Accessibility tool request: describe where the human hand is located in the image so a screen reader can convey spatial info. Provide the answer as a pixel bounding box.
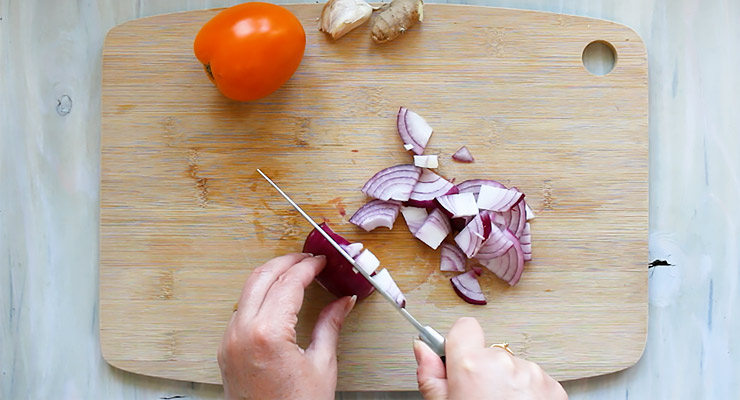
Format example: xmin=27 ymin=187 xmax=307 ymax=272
xmin=414 ymin=317 xmax=568 ymax=400
xmin=218 ymin=253 xmax=357 ymax=400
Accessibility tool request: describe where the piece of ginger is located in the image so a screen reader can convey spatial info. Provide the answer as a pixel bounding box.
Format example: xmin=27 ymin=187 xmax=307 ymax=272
xmin=370 ymin=0 xmax=424 ymax=43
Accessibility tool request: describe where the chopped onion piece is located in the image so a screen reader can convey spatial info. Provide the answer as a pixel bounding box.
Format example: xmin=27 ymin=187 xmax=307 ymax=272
xmin=403 ymin=143 xmax=415 ymax=151
xmin=397 ymin=107 xmax=433 ymax=155
xmin=437 ymin=192 xmax=478 ymax=218
xmin=481 ymin=229 xmax=524 ymax=286
xmin=520 ymin=222 xmax=532 ymax=261
xmin=400 ymin=206 xmax=427 ymax=234
xmin=348 ymin=199 xmax=401 ymax=231
xmin=413 ymin=155 xmax=439 ymax=168
xmin=440 ymin=242 xmax=466 ymax=272
xmin=373 ymin=268 xmax=407 ymax=308
xmin=477 ymin=186 xmax=525 ymax=212
xmin=354 ymin=249 xmax=380 ymax=275
xmin=407 ymin=169 xmax=456 ymax=207
xmin=475 ymin=224 xmax=513 ymax=260
xmin=413 ymin=208 xmax=451 ymax=249
xmin=454 ymin=212 xmax=491 ymax=258
xmin=341 ymin=242 xmax=364 ymax=258
xmin=451 ymin=146 xmax=474 ymax=163
xmin=361 ymin=164 xmax=422 ymax=202
xmin=524 ymin=202 xmax=535 ymax=220
xmin=472 ymin=265 xmax=483 ymax=276
xmin=450 ymin=270 xmax=487 ymax=305
xmin=456 ymin=179 xmax=505 ymax=201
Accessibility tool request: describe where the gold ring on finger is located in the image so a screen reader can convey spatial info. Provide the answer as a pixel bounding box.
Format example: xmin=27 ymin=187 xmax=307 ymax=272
xmin=232 ymin=302 xmax=239 ymax=312
xmin=489 ymin=342 xmax=515 ymax=356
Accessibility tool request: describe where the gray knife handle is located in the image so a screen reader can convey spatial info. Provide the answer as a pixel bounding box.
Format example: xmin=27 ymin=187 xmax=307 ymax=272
xmin=419 ymin=325 xmax=446 ymax=360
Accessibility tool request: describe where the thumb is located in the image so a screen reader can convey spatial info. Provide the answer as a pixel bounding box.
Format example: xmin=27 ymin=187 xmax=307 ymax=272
xmin=306 ymin=295 xmax=356 ymax=365
xmin=414 ymin=339 xmax=448 ymax=400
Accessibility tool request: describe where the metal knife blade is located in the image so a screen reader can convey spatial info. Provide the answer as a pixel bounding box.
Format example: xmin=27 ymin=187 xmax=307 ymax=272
xmin=257 ymin=169 xmax=446 ymax=358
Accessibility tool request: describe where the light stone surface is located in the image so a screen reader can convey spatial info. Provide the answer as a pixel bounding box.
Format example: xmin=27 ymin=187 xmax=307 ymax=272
xmin=1 ymin=0 xmax=738 ymax=398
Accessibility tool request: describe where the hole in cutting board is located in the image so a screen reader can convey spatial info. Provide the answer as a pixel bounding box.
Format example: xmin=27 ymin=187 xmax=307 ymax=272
xmin=582 ymin=40 xmax=616 ymax=75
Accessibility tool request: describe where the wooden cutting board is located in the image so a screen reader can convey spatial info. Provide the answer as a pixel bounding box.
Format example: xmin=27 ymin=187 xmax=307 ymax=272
xmin=100 ymin=4 xmax=648 ymax=390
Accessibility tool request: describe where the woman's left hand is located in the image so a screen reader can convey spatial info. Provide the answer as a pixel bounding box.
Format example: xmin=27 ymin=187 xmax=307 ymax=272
xmin=218 ymin=253 xmax=357 ymax=400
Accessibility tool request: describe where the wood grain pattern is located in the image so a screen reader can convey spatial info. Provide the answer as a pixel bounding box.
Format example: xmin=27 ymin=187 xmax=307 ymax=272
xmin=100 ymin=4 xmax=648 ymax=390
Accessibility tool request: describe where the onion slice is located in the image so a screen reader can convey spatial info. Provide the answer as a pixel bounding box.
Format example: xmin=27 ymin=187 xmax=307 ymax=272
xmin=481 ymin=229 xmax=524 ymax=286
xmin=477 ymin=185 xmax=525 ymax=212
xmin=494 ymin=201 xmax=526 ymax=238
xmin=355 ymin=249 xmax=380 ymax=275
xmin=397 ymin=107 xmax=433 ymax=155
xmin=437 ymin=192 xmax=478 ymax=218
xmin=456 ymin=179 xmax=506 ymax=201
xmin=341 ymin=242 xmax=364 ymax=258
xmin=414 ymin=208 xmax=452 ymax=249
xmin=414 ymin=155 xmax=439 ymax=168
xmin=520 ymin=222 xmax=532 ymax=261
xmin=407 ymin=169 xmax=457 ymax=207
xmin=524 ymin=202 xmax=535 ymax=220
xmin=403 ymin=143 xmax=414 ymax=151
xmin=400 ymin=206 xmax=428 ymax=234
xmin=349 ymin=199 xmax=401 ymax=231
xmin=361 ymin=164 xmax=422 ymax=202
xmin=451 ymin=146 xmax=474 ymax=163
xmin=372 ymin=268 xmax=407 ymax=308
xmin=450 ymin=270 xmax=487 ymax=305
xmin=440 ymin=242 xmax=466 ymax=272
xmin=475 ymin=224 xmax=514 ymax=260
xmin=303 ymin=223 xmax=375 ymax=299
xmin=454 ymin=212 xmax=492 ymax=258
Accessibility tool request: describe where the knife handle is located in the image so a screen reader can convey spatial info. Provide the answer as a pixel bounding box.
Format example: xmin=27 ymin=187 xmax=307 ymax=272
xmin=419 ymin=325 xmax=446 ymax=362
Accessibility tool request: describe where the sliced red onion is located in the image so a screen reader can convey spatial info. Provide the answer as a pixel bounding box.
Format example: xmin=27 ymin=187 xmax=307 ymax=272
xmin=477 ymin=186 xmax=524 ymax=212
xmin=361 ymin=164 xmax=422 ymax=202
xmin=524 ymin=202 xmax=535 ymax=220
xmin=341 ymin=242 xmax=364 ymax=258
xmin=397 ymin=107 xmax=433 ymax=155
xmin=413 ymin=208 xmax=451 ymax=249
xmin=400 ymin=206 xmax=427 ymax=234
xmin=520 ymin=222 xmax=532 ymax=261
xmin=454 ymin=212 xmax=491 ymax=258
xmin=407 ymin=169 xmax=457 ymax=207
xmin=456 ymin=179 xmax=505 ymax=201
xmin=451 ymin=215 xmax=472 ymax=232
xmin=450 ymin=270 xmax=487 ymax=305
xmin=472 ymin=265 xmax=483 ymax=276
xmin=413 ymin=155 xmax=439 ymax=168
xmin=440 ymin=242 xmax=466 ymax=272
xmin=451 ymin=146 xmax=474 ymax=163
xmin=403 ymin=143 xmax=414 ymax=151
xmin=372 ymin=268 xmax=407 ymax=308
xmin=494 ymin=201 xmax=526 ymax=238
xmin=348 ymin=199 xmax=401 ymax=232
xmin=481 ymin=229 xmax=524 ymax=286
xmin=475 ymin=224 xmax=514 ymax=260
xmin=354 ymin=249 xmax=380 ymax=275
xmin=304 ymin=223 xmax=375 ymax=300
xmin=437 ymin=192 xmax=478 ymax=218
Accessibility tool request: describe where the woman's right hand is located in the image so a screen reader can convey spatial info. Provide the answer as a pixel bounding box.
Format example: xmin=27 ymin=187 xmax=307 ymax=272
xmin=413 ymin=317 xmax=568 ymax=400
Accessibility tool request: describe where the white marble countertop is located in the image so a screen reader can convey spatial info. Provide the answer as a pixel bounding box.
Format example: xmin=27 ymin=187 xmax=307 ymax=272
xmin=2 ymin=0 xmax=738 ymax=398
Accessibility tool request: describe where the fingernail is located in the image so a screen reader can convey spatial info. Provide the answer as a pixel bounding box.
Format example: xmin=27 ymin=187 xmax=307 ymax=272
xmin=314 ymin=254 xmax=326 ymax=259
xmin=412 ymin=338 xmax=423 ymax=363
xmin=302 ymin=252 xmax=314 ymax=257
xmin=344 ymin=295 xmax=357 ymax=316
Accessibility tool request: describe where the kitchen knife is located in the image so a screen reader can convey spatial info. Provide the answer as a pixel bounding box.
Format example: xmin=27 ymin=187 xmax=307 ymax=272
xmin=257 ymin=169 xmax=447 ymax=360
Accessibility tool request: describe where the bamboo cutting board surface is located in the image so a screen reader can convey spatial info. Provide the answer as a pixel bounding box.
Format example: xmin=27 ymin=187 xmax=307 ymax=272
xmin=100 ymin=4 xmax=648 ymax=390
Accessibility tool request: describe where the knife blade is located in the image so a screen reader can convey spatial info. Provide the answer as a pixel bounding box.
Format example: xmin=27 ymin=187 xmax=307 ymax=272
xmin=257 ymin=169 xmax=446 ymax=359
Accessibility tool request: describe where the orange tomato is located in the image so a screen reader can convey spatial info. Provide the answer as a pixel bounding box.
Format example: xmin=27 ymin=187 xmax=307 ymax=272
xmin=194 ymin=2 xmax=306 ymax=101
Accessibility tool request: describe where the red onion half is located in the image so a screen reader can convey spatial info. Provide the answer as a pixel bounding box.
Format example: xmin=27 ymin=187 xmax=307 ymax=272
xmin=397 ymin=107 xmax=433 ymax=155
xmin=303 ymin=223 xmax=375 ymax=299
xmin=450 ymin=270 xmax=487 ymax=305
xmin=349 ymin=199 xmax=401 ymax=232
xmin=361 ymin=164 xmax=422 ymax=202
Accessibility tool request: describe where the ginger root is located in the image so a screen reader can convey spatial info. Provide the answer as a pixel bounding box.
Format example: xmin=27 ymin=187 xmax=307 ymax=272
xmin=370 ymin=0 xmax=424 ymax=43
xmin=319 ymin=0 xmax=373 ymax=40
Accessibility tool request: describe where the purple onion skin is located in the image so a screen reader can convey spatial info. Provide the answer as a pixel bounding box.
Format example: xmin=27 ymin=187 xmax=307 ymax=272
xmin=450 ymin=278 xmax=487 ymax=305
xmin=303 ymin=223 xmax=375 ymax=300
